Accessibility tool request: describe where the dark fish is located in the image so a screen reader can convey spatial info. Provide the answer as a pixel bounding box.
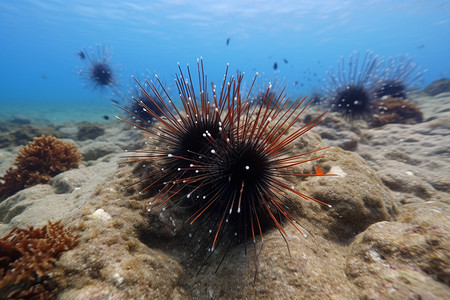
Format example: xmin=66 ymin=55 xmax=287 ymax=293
xmin=293 ymin=81 xmax=298 ymax=86
xmin=41 ymin=74 xmax=48 ymax=80
xmin=103 ymin=115 xmax=109 ymax=120
xmin=417 ymin=44 xmax=425 ymax=49
xmin=78 ymin=51 xmax=85 ymax=59
xmin=273 ymin=62 xmax=278 ymax=70
xmin=226 ymin=37 xmax=230 ymax=46
xmin=283 ymin=58 xmax=288 ymax=64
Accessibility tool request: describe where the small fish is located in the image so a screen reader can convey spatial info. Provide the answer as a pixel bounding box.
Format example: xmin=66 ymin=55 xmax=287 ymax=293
xmin=41 ymin=74 xmax=48 ymax=80
xmin=103 ymin=115 xmax=109 ymax=120
xmin=273 ymin=62 xmax=278 ymax=70
xmin=226 ymin=37 xmax=230 ymax=46
xmin=417 ymin=44 xmax=425 ymax=49
xmin=78 ymin=51 xmax=85 ymax=59
xmin=283 ymin=58 xmax=288 ymax=64
xmin=293 ymin=81 xmax=298 ymax=86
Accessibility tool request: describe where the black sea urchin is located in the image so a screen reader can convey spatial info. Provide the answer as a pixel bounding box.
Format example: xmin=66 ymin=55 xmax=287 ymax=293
xmin=117 ymin=59 xmax=332 ymax=255
xmin=78 ymin=44 xmax=117 ymax=91
xmin=324 ymin=51 xmax=380 ymax=120
xmin=124 ymin=74 xmax=172 ymax=125
xmin=373 ymin=55 xmax=425 ymax=99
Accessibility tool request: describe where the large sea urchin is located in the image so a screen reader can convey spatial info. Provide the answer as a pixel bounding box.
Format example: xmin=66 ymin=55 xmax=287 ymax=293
xmin=117 ymin=58 xmax=332 ymax=255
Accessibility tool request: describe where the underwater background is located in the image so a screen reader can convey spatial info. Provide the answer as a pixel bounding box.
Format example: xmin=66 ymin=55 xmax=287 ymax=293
xmin=1 ymin=0 xmax=449 ymax=123
xmin=2 ymin=1 xmax=450 ymax=299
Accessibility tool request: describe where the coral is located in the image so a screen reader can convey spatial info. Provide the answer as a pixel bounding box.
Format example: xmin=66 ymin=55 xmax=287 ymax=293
xmin=0 ymin=135 xmax=82 ymax=199
xmin=0 ymin=221 xmax=79 ymax=299
xmin=371 ymin=96 xmax=423 ymax=127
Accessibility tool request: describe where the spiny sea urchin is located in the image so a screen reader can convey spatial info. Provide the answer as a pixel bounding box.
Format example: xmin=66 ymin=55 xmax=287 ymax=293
xmin=124 ymin=74 xmax=172 ymax=125
xmin=324 ymin=51 xmax=380 ymax=120
xmin=78 ymin=44 xmax=117 ymax=91
xmin=116 ymin=58 xmax=332 ymax=256
xmin=373 ymin=55 xmax=426 ymax=99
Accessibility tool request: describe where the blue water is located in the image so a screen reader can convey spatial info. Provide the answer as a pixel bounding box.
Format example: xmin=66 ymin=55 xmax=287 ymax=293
xmin=0 ymin=0 xmax=449 ymax=123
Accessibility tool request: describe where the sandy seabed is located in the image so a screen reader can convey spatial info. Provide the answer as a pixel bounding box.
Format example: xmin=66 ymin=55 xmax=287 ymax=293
xmin=0 ymin=92 xmax=449 ymax=299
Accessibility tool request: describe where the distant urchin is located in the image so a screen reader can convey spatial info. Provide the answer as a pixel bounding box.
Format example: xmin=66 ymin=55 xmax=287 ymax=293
xmin=116 ymin=58 xmax=333 ymax=264
xmin=373 ymin=55 xmax=426 ymax=99
xmin=77 ymin=44 xmax=118 ymax=91
xmin=119 ymin=71 xmax=173 ymax=125
xmin=324 ymin=51 xmax=380 ymax=120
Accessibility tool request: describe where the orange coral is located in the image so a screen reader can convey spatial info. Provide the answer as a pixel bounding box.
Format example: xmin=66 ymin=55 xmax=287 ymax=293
xmin=0 ymin=221 xmax=79 ymax=299
xmin=0 ymin=135 xmax=82 ymax=199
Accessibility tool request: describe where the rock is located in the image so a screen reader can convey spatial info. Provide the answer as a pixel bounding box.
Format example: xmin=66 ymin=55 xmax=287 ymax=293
xmin=346 ymin=201 xmax=450 ymax=299
xmin=289 ymin=145 xmax=397 ymax=241
xmin=77 ymin=122 xmax=106 ymax=140
xmin=79 ymin=141 xmax=121 ymax=161
xmin=0 ymin=157 xmax=121 ymax=236
xmin=424 ymin=78 xmax=450 ymax=96
xmin=357 ymin=115 xmax=450 ymax=205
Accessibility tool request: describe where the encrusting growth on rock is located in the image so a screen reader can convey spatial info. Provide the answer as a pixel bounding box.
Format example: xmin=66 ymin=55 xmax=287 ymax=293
xmin=0 ymin=220 xmax=79 ymax=299
xmin=0 ymin=135 xmax=82 ymax=199
xmin=371 ymin=96 xmax=423 ymax=127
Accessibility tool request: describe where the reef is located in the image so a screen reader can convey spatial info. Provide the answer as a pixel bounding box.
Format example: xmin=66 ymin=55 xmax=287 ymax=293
xmin=371 ymin=96 xmax=424 ymax=127
xmin=0 ymin=220 xmax=79 ymax=299
xmin=0 ymin=135 xmax=82 ymax=199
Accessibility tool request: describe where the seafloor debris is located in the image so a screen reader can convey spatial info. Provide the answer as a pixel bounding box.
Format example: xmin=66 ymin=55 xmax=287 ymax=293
xmin=0 ymin=220 xmax=79 ymax=299
xmin=0 ymin=135 xmax=82 ymax=199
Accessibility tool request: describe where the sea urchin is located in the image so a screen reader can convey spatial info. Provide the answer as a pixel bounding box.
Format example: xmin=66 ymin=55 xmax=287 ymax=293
xmin=116 ymin=58 xmax=333 ymax=255
xmin=324 ymin=51 xmax=380 ymax=120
